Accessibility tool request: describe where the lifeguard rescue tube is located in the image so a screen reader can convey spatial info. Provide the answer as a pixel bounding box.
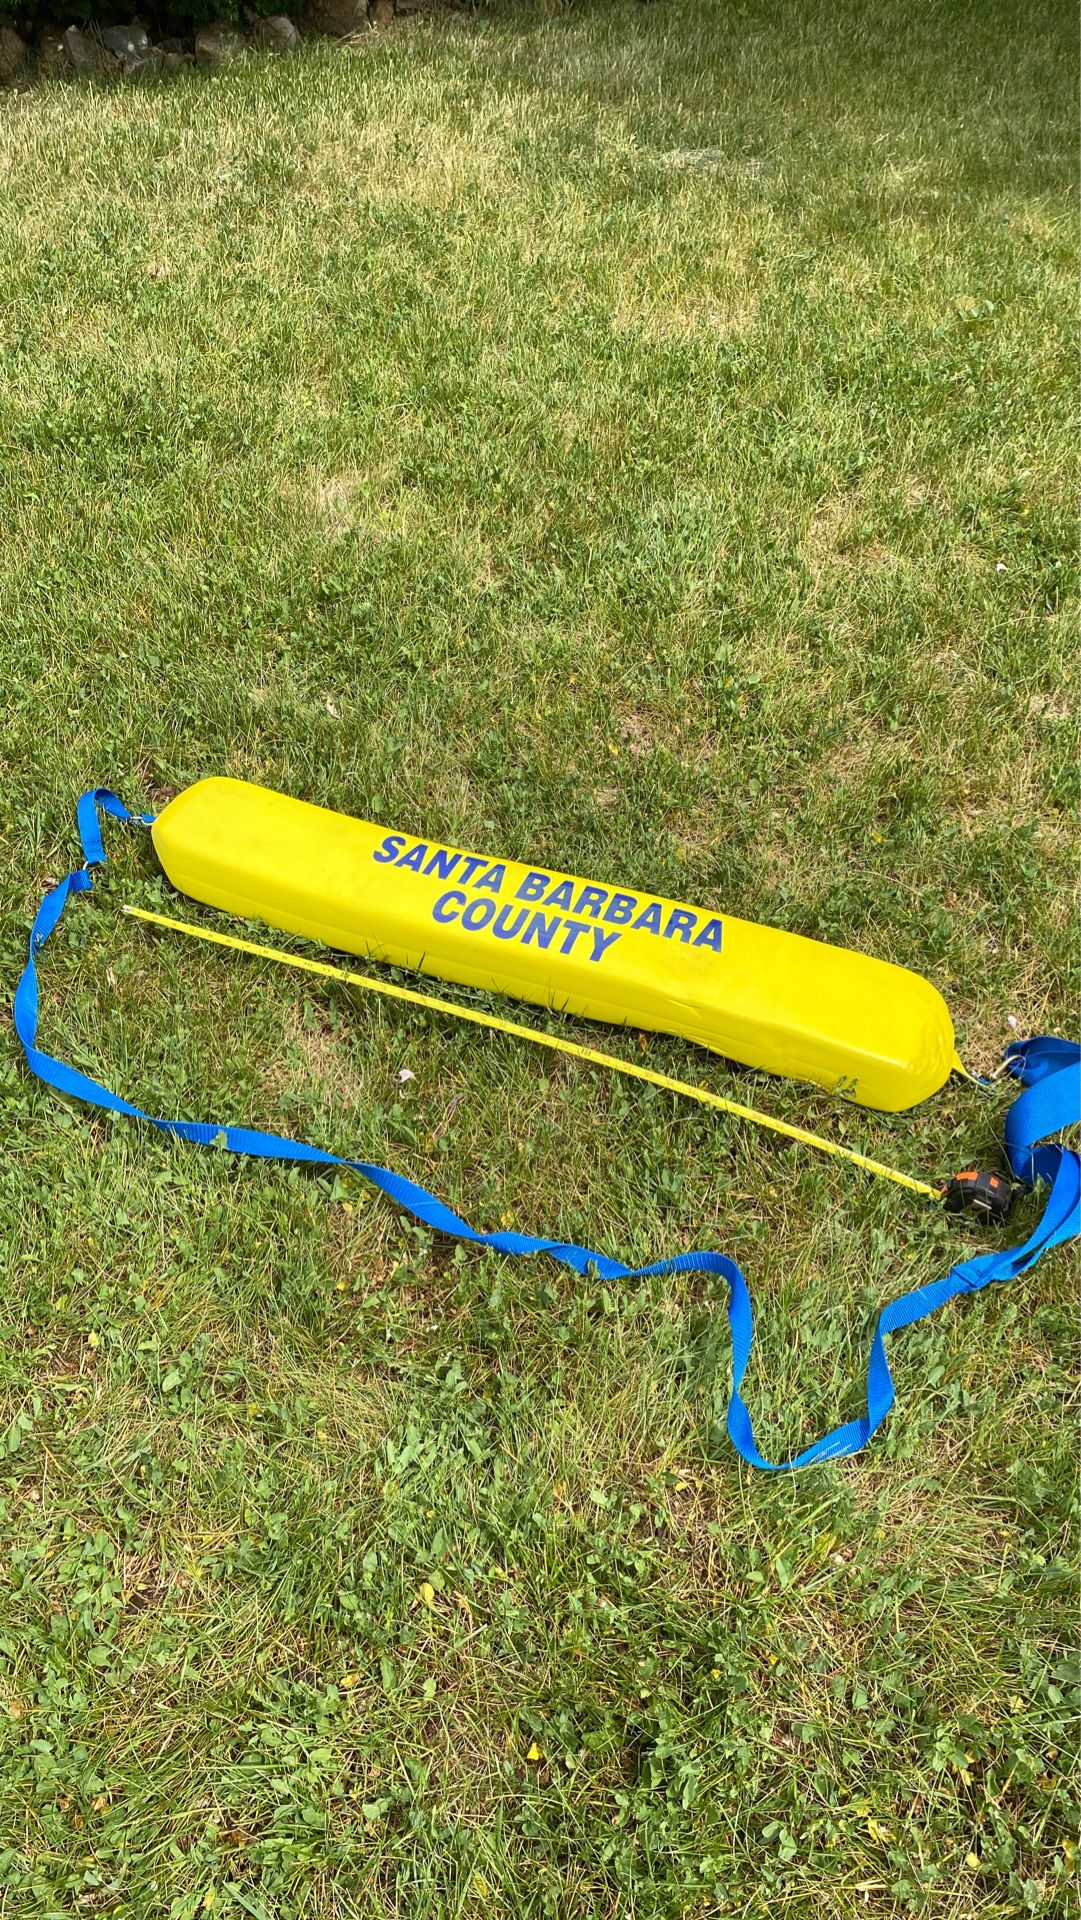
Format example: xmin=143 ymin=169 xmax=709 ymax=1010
xmin=151 ymin=778 xmax=958 ymax=1113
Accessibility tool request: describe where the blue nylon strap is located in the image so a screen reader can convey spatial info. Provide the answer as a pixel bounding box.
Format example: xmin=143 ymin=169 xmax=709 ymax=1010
xmin=13 ymin=791 xmax=1081 ymax=1470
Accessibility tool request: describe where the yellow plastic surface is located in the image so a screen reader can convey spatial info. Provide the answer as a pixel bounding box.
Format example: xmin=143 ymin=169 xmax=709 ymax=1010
xmin=152 ymin=777 xmax=957 ymax=1112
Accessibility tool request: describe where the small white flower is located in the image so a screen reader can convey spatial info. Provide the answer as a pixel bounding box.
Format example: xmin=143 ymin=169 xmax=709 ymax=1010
xmin=397 ymin=1067 xmax=416 ymax=1083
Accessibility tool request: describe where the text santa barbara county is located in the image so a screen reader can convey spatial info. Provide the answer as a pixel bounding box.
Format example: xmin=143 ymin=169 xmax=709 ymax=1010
xmin=372 ymin=836 xmax=723 ymax=965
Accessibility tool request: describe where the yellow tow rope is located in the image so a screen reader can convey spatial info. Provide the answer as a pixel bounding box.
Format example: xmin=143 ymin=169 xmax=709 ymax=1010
xmin=122 ymin=904 xmax=941 ymax=1201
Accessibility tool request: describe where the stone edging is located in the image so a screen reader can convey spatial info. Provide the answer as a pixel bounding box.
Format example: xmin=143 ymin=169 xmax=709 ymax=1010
xmin=0 ymin=0 xmax=416 ymax=86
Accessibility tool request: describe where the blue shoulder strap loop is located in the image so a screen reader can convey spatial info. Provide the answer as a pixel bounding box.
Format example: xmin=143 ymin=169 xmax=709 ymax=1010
xmin=13 ymin=791 xmax=1081 ymax=1471
xmin=76 ymin=788 xmax=154 ymax=867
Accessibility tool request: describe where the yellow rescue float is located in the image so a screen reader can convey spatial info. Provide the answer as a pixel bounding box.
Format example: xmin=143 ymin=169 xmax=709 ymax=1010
xmin=151 ymin=776 xmax=959 ymax=1114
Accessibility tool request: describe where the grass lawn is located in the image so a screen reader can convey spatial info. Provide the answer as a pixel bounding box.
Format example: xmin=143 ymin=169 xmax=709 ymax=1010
xmin=0 ymin=0 xmax=1077 ymax=1912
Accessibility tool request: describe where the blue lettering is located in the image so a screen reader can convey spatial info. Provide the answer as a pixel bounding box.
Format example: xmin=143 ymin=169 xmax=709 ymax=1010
xmin=424 ymin=847 xmax=462 ymax=881
xmin=516 ymin=869 xmax=550 ymax=902
xmin=693 ymin=917 xmax=724 ymax=953
xmin=432 ymin=889 xmax=466 ymax=924
xmin=457 ymin=855 xmax=486 ymax=886
xmin=604 ymin=891 xmax=637 ymax=926
xmin=664 ymin=908 xmax=697 ymax=943
xmin=633 ymin=902 xmax=663 ymax=936
xmin=522 ymin=911 xmax=560 ymax=951
xmin=373 ymin=833 xmax=406 ymax=865
xmin=476 ymin=863 xmax=506 ymax=894
xmin=589 ymin=927 xmax=621 ymax=963
xmin=396 ymin=842 xmax=429 ymax=873
xmin=492 ymin=905 xmax=528 ymax=941
xmin=559 ymin=919 xmax=590 ymax=956
xmin=461 ymin=896 xmax=497 ymax=931
xmin=544 ymin=879 xmax=575 ymax=912
xmin=574 ymin=884 xmax=608 ymax=919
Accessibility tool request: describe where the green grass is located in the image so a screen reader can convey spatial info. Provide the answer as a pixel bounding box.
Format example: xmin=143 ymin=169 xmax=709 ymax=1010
xmin=0 ymin=1 xmax=1077 ymax=1913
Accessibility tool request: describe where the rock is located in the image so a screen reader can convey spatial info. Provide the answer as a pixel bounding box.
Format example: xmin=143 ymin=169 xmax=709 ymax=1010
xmin=250 ymin=12 xmax=299 ymax=51
xmin=125 ymin=46 xmax=164 ymax=76
xmin=89 ymin=24 xmax=164 ymax=75
xmin=0 ymin=25 xmax=30 ymax=84
xmin=370 ymin=0 xmax=394 ymax=24
xmin=62 ymin=25 xmax=112 ymax=70
xmin=101 ymin=22 xmax=151 ymax=61
xmin=161 ymin=35 xmax=193 ymax=54
xmin=194 ymin=21 xmax=248 ymax=64
xmin=300 ymin=0 xmax=366 ymax=36
xmin=160 ymin=47 xmax=194 ymax=70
